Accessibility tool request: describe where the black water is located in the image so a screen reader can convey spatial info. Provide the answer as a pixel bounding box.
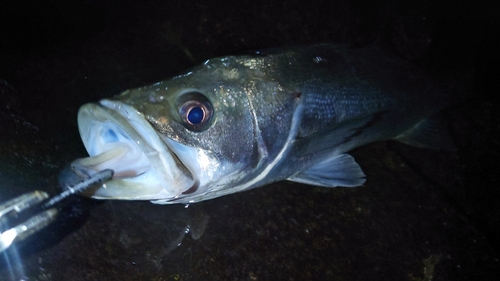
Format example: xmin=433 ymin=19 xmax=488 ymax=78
xmin=1 ymin=0 xmax=499 ymax=280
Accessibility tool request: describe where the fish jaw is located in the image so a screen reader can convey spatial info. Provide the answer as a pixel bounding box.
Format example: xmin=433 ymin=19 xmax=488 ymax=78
xmin=74 ymin=99 xmax=196 ymax=201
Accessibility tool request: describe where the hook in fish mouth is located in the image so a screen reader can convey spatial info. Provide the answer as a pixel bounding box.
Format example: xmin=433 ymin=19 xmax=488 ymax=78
xmin=73 ymin=99 xmax=195 ymax=201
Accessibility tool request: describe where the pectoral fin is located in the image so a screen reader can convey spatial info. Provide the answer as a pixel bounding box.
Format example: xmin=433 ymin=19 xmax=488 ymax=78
xmin=298 ymin=113 xmax=377 ymax=155
xmin=288 ymin=154 xmax=365 ymax=187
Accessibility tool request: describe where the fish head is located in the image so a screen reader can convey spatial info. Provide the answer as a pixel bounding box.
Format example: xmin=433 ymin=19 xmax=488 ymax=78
xmin=73 ymin=55 xmax=299 ymax=203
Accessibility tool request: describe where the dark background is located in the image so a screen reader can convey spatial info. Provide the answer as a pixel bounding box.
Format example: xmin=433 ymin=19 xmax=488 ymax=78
xmin=1 ymin=0 xmax=499 ymax=280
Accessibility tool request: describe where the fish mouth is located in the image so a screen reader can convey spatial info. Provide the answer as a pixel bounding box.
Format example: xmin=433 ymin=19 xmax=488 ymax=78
xmin=73 ymin=99 xmax=195 ymax=200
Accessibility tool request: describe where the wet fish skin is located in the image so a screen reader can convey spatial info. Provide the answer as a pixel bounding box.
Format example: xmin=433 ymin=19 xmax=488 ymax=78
xmin=74 ymin=44 xmax=453 ymax=204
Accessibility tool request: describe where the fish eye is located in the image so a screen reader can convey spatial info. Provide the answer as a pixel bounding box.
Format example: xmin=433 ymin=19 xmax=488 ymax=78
xmin=180 ymin=101 xmax=210 ymax=125
xmin=178 ymin=92 xmax=213 ymax=130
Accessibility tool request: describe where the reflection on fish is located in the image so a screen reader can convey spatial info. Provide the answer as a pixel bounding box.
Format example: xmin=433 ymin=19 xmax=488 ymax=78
xmin=71 ymin=44 xmax=459 ymax=204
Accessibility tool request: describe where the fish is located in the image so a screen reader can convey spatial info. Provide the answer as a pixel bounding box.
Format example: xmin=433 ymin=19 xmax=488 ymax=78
xmin=70 ymin=44 xmax=458 ymax=204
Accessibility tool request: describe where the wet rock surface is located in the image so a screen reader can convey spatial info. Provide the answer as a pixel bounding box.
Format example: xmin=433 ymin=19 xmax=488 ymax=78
xmin=1 ymin=0 xmax=499 ymax=280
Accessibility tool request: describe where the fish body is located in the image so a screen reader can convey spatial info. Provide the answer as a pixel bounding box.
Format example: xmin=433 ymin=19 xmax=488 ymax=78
xmin=72 ymin=44 xmax=452 ymax=204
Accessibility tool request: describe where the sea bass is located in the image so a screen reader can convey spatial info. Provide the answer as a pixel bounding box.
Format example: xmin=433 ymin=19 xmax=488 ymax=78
xmin=71 ymin=44 xmax=454 ymax=204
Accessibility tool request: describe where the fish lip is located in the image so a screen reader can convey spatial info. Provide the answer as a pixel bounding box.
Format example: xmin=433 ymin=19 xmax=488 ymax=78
xmin=76 ymin=99 xmax=195 ymax=200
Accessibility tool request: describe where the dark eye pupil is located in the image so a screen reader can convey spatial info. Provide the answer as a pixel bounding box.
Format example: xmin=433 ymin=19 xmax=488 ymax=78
xmin=187 ymin=106 xmax=204 ymax=124
xmin=178 ymin=92 xmax=213 ymax=130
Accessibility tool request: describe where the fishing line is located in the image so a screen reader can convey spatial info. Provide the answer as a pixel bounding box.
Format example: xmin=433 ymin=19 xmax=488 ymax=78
xmin=43 ymin=169 xmax=114 ymax=209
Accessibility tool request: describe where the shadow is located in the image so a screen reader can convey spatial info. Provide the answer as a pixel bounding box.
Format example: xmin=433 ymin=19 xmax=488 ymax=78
xmin=0 ymin=195 xmax=102 ymax=271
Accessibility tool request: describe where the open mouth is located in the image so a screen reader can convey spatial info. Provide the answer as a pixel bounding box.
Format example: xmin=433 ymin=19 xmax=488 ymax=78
xmin=73 ymin=99 xmax=195 ymax=200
